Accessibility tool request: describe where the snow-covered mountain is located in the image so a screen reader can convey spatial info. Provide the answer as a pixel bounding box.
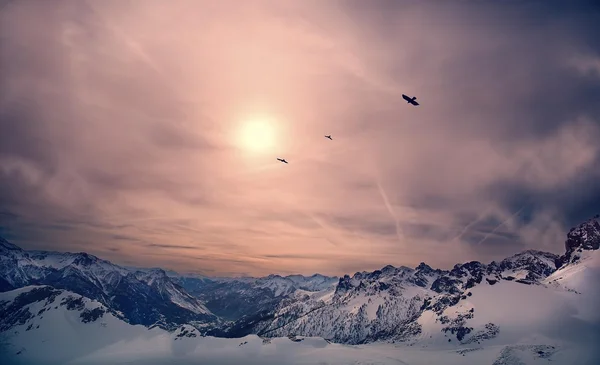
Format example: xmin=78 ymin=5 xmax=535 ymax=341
xmin=0 ymin=285 xmax=194 ymax=365
xmin=0 ymin=214 xmax=599 ymax=364
xmin=215 ymin=250 xmax=561 ymax=342
xmin=0 ymin=246 xmax=598 ymax=364
xmin=174 ymin=273 xmax=338 ymax=321
xmin=10 ymin=284 xmax=590 ymax=365
xmin=0 ymin=237 xmax=338 ymax=330
xmin=558 ymin=214 xmax=600 ymax=266
xmin=0 ymin=241 xmax=216 ymax=330
xmin=213 ymin=216 xmax=599 ymax=352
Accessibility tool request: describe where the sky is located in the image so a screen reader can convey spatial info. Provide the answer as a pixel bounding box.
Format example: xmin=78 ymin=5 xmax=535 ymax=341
xmin=1 ymin=0 xmax=600 ymax=277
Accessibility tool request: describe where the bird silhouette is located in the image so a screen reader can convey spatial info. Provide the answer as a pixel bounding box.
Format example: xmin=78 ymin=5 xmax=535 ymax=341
xmin=402 ymin=94 xmax=420 ymax=106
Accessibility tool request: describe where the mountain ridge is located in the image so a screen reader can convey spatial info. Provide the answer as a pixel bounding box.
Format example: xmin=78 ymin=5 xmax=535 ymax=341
xmin=0 ymin=237 xmax=341 ymax=330
xmin=1 ymin=213 xmax=598 ymax=346
xmin=203 ymin=215 xmax=599 ymax=344
xmin=0 ymin=243 xmax=216 ymax=330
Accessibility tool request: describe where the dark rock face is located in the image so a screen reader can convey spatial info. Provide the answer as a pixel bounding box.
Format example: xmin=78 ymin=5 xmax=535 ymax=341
xmin=61 ymin=296 xmax=85 ymax=311
xmin=558 ymin=215 xmax=600 ymax=267
xmin=462 ymin=323 xmax=499 ymax=344
xmin=335 ymin=275 xmax=357 ymax=295
xmin=176 ymin=327 xmax=199 ymax=339
xmin=410 ymin=263 xmax=438 ymax=288
xmin=415 ymin=262 xmax=436 ymax=274
xmin=431 ymin=277 xmax=462 ymax=294
xmin=80 ymin=307 xmax=106 ymax=323
xmin=423 ymin=295 xmax=461 ymax=315
xmin=566 ymin=215 xmax=600 ymax=251
xmin=441 ymin=311 xmax=475 ymax=341
xmin=0 ymin=287 xmax=62 ymax=331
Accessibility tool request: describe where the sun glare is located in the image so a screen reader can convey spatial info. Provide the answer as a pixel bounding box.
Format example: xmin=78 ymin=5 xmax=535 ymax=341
xmin=236 ymin=117 xmax=277 ymax=154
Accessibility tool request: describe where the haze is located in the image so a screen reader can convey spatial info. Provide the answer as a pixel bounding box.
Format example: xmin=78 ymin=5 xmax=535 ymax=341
xmin=1 ymin=0 xmax=599 ymax=277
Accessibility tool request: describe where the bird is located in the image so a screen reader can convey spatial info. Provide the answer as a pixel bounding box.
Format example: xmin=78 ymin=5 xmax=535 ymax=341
xmin=325 ymin=135 xmax=332 ymax=140
xmin=402 ymin=94 xmax=420 ymax=106
xmin=277 ymin=158 xmax=288 ymax=164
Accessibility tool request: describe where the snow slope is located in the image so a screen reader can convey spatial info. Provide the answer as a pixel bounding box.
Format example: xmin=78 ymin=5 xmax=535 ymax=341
xmin=1 ymin=215 xmax=599 ymax=364
xmin=0 ymin=283 xmax=596 ymax=365
xmin=544 ymin=248 xmax=600 ymax=323
xmin=0 ymin=286 xmax=162 ymax=365
xmin=1 ymin=249 xmax=599 ymax=364
xmin=412 ymin=248 xmax=600 ymax=364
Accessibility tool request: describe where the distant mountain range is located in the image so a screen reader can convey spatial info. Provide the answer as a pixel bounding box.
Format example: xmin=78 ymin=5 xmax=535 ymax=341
xmin=1 ymin=214 xmax=599 ymax=351
xmin=206 ymin=215 xmax=600 ymax=344
xmin=0 ymin=235 xmax=339 ymax=331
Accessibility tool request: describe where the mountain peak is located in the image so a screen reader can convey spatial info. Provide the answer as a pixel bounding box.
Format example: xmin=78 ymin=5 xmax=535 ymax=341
xmin=0 ymin=236 xmax=22 ymax=252
xmin=134 ymin=268 xmax=169 ymax=285
xmin=71 ymin=252 xmax=101 ymax=266
xmin=415 ymin=262 xmax=434 ymax=272
xmin=558 ymin=214 xmax=600 ymax=267
xmin=381 ymin=264 xmax=397 ymax=274
xmin=566 ymin=215 xmax=600 ymax=252
xmin=506 ymin=249 xmax=559 ymax=261
xmin=265 ymin=274 xmax=284 ymax=280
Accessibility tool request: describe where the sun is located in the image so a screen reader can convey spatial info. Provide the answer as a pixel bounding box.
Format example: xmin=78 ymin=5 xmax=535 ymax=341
xmin=235 ymin=117 xmax=277 ymax=154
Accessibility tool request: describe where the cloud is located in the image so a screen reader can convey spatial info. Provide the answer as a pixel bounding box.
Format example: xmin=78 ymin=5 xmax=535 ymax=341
xmin=145 ymin=243 xmax=204 ymax=250
xmin=1 ymin=0 xmax=599 ymax=276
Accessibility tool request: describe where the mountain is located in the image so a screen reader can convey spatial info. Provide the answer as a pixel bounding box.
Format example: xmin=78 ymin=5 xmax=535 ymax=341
xmin=0 ymin=243 xmax=216 ymax=330
xmin=8 ymin=284 xmax=586 ymax=365
xmin=558 ymin=214 xmax=600 ymax=266
xmin=0 ymin=285 xmax=175 ymax=365
xmin=0 ymin=214 xmax=599 ymax=364
xmin=0 ymin=248 xmax=598 ymax=364
xmin=0 ymin=238 xmax=338 ymax=331
xmin=213 ymin=250 xmax=562 ymax=343
xmin=1 ymin=280 xmax=597 ymax=365
xmin=174 ymin=273 xmax=338 ymax=321
xmin=211 ymin=216 xmax=599 ymax=350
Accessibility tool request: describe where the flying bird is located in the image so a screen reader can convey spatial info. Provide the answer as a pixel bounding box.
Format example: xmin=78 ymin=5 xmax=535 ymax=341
xmin=325 ymin=135 xmax=332 ymax=140
xmin=277 ymin=158 xmax=288 ymax=164
xmin=402 ymin=94 xmax=420 ymax=106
